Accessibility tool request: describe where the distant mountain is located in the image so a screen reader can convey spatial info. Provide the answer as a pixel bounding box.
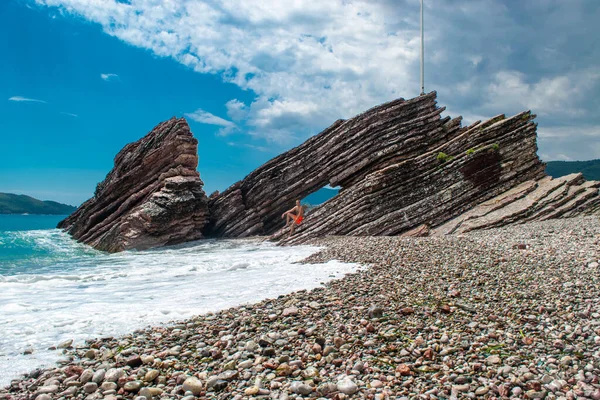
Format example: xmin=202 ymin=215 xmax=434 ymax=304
xmin=303 ymin=187 xmax=339 ymax=206
xmin=0 ymin=193 xmax=77 ymax=215
xmin=546 ymin=159 xmax=600 ymax=181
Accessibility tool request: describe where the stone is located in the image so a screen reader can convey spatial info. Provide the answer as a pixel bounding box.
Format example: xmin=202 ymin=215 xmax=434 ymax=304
xmin=182 ymin=377 xmax=203 ymax=396
xmin=123 ymin=381 xmax=143 ymax=392
xmin=144 ymin=369 xmax=159 ymax=382
xmin=290 ymin=381 xmax=313 ymax=395
xmin=245 ymin=340 xmax=259 ymax=352
xmin=371 ymin=380 xmax=384 ymax=389
xmin=337 ymin=378 xmax=359 ymax=395
xmin=101 ymin=382 xmax=118 ymax=391
xmin=308 ymin=301 xmax=321 ymax=309
xmin=333 ymin=337 xmax=345 ymax=348
xmin=126 ymin=355 xmax=143 ymax=368
xmin=37 ymin=386 xmax=59 ymax=394
xmin=282 ymin=306 xmax=298 ymax=317
xmin=141 ymin=354 xmax=154 ymax=364
xmin=244 ymin=386 xmax=260 ymax=396
xmin=486 ymin=355 xmax=501 ymax=365
xmin=138 ymin=387 xmax=153 ymax=399
xmin=92 ymin=369 xmax=105 ymax=383
xmin=475 ymin=386 xmax=489 ymax=396
xmin=104 ymin=369 xmax=125 ymax=382
xmin=83 ymin=382 xmax=98 ymax=393
xmin=80 ymin=369 xmax=94 ymax=384
xmin=396 ymin=364 xmax=411 ymax=376
xmin=206 ymin=378 xmax=228 ymax=392
xmin=64 ymin=365 xmax=84 ymax=377
xmin=58 ymin=118 xmax=210 ymax=252
xmin=353 ymin=361 xmax=365 ymax=372
xmin=317 ymin=383 xmax=338 ymax=396
xmin=57 ymin=339 xmax=73 ymax=349
xmin=85 ymin=349 xmax=97 ymax=359
xmin=368 ymin=305 xmax=384 ymax=318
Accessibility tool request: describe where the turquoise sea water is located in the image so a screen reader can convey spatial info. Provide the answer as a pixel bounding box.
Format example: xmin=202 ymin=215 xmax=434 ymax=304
xmin=0 ymin=215 xmax=77 ymax=275
xmin=0 ymin=215 xmax=358 ymax=387
xmin=0 ymin=214 xmax=67 ymax=232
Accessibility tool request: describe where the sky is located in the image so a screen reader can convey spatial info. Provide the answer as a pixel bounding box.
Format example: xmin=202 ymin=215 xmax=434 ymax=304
xmin=1 ymin=0 xmax=599 ymax=206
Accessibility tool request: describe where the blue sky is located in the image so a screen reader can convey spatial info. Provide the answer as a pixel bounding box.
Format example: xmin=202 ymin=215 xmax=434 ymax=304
xmin=1 ymin=0 xmax=599 ymax=206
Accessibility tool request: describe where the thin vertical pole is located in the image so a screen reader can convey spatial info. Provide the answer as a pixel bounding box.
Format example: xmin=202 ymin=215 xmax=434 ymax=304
xmin=420 ymin=0 xmax=425 ymax=95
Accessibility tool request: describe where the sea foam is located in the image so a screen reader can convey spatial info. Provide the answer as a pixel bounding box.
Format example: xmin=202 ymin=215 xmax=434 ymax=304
xmin=0 ymin=229 xmax=358 ymax=387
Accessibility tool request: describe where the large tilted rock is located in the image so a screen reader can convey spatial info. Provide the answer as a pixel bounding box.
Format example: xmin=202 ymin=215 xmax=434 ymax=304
xmin=207 ymin=92 xmax=466 ymax=237
xmin=209 ymin=91 xmax=564 ymax=242
xmin=58 ymin=118 xmax=209 ymax=252
xmin=278 ymin=109 xmax=548 ymax=243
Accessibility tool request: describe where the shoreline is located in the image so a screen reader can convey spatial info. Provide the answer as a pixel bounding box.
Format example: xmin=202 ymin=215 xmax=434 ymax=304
xmin=2 ymin=216 xmax=600 ymax=399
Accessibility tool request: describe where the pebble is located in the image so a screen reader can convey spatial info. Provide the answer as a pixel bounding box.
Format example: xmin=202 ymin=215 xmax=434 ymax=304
xmin=92 ymin=369 xmax=105 ymax=383
xmin=83 ymin=382 xmax=98 ymax=393
xmin=337 ymin=378 xmax=359 ymax=395
xmin=282 ymin=306 xmax=298 ymax=316
xmin=57 ymin=339 xmax=73 ymax=349
xmin=123 ymin=381 xmax=142 ymax=392
xmin=80 ymin=369 xmax=94 ymax=384
xmin=290 ymin=381 xmax=312 ymax=395
xmin=371 ymin=380 xmax=383 ymax=388
xmin=36 ymin=386 xmax=58 ymax=394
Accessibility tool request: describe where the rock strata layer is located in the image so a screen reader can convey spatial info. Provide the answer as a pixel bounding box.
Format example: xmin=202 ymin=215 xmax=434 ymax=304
xmin=58 ymin=118 xmax=209 ymax=252
xmin=433 ymin=173 xmax=600 ymax=235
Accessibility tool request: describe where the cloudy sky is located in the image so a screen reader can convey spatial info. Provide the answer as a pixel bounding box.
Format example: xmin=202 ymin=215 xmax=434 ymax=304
xmin=1 ymin=0 xmax=599 ymax=205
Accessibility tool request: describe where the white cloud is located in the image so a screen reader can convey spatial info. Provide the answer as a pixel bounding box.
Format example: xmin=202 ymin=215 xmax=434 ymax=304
xmin=225 ymin=99 xmax=249 ymax=122
xmin=31 ymin=0 xmax=600 ymax=158
xmin=185 ymin=109 xmax=237 ymax=136
xmin=485 ymin=69 xmax=599 ymax=118
xmin=60 ymin=111 xmax=78 ymax=117
xmin=8 ymin=96 xmax=46 ymax=103
xmin=100 ymin=73 xmax=119 ymax=82
xmin=32 ymin=0 xmax=421 ymax=143
xmin=538 ymin=125 xmax=600 ymax=139
xmin=226 ymin=142 xmax=269 ymax=153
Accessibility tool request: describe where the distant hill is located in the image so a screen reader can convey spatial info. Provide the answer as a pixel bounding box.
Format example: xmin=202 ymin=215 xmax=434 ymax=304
xmin=0 ymin=193 xmax=77 ymax=215
xmin=546 ymin=159 xmax=600 ymax=181
xmin=303 ymin=187 xmax=339 ymax=206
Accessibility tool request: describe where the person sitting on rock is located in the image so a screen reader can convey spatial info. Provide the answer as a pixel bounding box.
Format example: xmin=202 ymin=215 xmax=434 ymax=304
xmin=282 ymin=200 xmax=304 ymax=237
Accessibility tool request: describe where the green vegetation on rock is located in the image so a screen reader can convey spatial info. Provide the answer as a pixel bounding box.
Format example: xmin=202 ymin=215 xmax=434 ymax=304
xmin=0 ymin=193 xmax=77 ymax=215
xmin=437 ymin=152 xmax=453 ymax=163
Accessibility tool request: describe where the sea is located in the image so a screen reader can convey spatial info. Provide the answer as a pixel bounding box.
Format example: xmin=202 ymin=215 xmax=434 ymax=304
xmin=0 ymin=215 xmax=358 ymax=387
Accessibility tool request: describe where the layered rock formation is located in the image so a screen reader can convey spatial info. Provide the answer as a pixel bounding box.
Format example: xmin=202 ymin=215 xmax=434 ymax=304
xmin=58 ymin=118 xmax=209 ymax=252
xmin=433 ymin=173 xmax=600 ymax=235
xmin=62 ymin=91 xmax=599 ymax=252
xmin=208 ymin=92 xmax=467 ymax=237
xmin=209 ymin=91 xmax=582 ymax=243
xmin=277 ymin=107 xmax=547 ymax=243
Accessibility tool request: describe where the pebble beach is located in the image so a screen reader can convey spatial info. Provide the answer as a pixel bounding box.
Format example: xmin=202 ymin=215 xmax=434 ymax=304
xmin=2 ymin=216 xmax=600 ymax=400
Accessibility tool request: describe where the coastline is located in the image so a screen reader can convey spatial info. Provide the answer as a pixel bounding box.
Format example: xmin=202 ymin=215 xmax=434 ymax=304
xmin=2 ymin=216 xmax=600 ymax=399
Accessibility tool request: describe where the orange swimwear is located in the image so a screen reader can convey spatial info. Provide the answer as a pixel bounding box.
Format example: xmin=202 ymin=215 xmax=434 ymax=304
xmin=294 ymin=215 xmax=303 ymax=225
